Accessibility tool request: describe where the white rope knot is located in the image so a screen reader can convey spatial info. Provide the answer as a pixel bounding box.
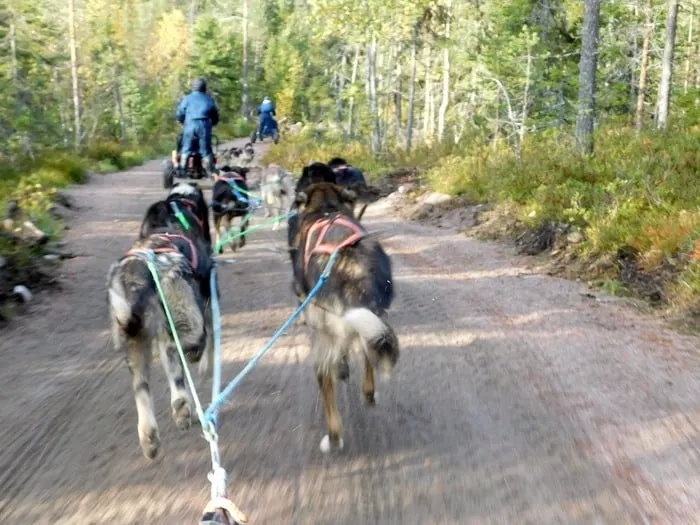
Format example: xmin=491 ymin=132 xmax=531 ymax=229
xmin=202 ymin=496 xmax=249 ymax=524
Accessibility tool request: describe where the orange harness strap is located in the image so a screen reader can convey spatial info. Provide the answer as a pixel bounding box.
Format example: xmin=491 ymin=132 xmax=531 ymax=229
xmin=125 ymin=246 xmax=178 ymax=257
xmin=303 ymin=215 xmax=366 ymax=273
xmin=125 ymin=233 xmax=199 ymax=272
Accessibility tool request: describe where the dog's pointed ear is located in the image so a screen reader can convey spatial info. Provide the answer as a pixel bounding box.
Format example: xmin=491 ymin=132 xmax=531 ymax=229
xmin=295 ymin=166 xmax=310 ymax=193
xmin=294 ymin=191 xmax=308 ymax=206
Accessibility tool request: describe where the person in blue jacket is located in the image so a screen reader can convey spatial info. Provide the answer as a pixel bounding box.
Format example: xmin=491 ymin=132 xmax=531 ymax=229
xmin=257 ymin=96 xmax=276 ymax=137
xmin=176 ymin=77 xmax=220 ymax=178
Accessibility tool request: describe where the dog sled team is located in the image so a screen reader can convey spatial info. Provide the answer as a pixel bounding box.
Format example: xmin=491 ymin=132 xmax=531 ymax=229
xmin=106 ymin=150 xmax=398 ymax=460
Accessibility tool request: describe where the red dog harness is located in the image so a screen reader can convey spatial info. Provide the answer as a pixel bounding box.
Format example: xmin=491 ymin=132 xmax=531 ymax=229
xmin=303 ymin=215 xmax=366 ymax=273
xmin=126 ymin=233 xmax=199 ymax=271
xmin=217 ymin=172 xmax=246 ymax=183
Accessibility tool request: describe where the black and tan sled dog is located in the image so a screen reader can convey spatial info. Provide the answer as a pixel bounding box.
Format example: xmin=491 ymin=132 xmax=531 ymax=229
xmin=289 ymin=178 xmax=399 ymax=453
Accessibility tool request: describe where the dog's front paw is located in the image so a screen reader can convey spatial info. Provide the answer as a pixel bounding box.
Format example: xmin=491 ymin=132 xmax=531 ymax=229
xmin=139 ymin=426 xmax=161 ymax=460
xmin=172 ymin=397 xmax=192 ymax=431
xmin=320 ymin=434 xmax=344 ymax=454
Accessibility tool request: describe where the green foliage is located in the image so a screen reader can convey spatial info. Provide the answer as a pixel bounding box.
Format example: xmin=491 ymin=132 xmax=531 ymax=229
xmin=81 ymin=141 xmax=163 ymax=173
xmin=2 ymin=0 xmax=700 ymax=320
xmin=261 ymin=131 xmax=383 ymax=176
xmin=189 ymin=15 xmax=243 ymax=118
xmin=84 ymin=141 xmax=128 ymax=169
xmin=0 ymin=153 xmax=87 ymax=196
xmin=672 ymin=258 xmax=700 ymax=322
xmin=424 ymin=124 xmax=700 ymax=291
xmin=217 ymin=118 xmax=257 ymax=140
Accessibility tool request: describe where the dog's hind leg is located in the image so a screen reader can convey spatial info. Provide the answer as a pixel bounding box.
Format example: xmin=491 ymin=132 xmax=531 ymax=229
xmin=198 ymin=303 xmax=214 ymax=378
xmin=312 ymin=332 xmax=344 ymax=453
xmin=262 ymin=193 xmax=271 ymax=219
xmin=362 ymin=353 xmax=376 ymax=405
xmin=214 ymin=216 xmax=223 ymax=255
xmin=239 ymin=212 xmax=250 ymax=248
xmin=127 ymin=338 xmax=160 ymax=459
xmin=271 ymin=197 xmax=282 ymax=230
xmin=317 ymin=371 xmax=344 ymax=453
xmin=222 ymin=215 xmax=235 ymax=252
xmin=158 ymin=340 xmax=192 ymax=431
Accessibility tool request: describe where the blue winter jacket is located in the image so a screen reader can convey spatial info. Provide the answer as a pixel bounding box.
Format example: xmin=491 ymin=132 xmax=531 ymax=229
xmin=258 ymin=102 xmax=276 ymax=116
xmin=176 ymin=91 xmax=220 ymax=126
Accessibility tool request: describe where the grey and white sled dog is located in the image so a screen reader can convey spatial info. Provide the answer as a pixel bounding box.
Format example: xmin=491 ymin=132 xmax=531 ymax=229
xmin=260 ymin=164 xmax=295 ymax=230
xmin=106 ymin=185 xmax=214 ymax=460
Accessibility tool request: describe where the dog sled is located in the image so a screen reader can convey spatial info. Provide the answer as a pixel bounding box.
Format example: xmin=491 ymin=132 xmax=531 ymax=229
xmin=163 ymin=134 xmax=221 ymax=189
xmin=250 ymin=117 xmax=279 ymax=144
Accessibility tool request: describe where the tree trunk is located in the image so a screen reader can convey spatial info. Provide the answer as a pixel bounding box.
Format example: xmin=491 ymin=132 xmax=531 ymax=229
xmin=492 ymin=91 xmax=500 ymax=151
xmin=335 ymin=49 xmax=347 ymax=125
xmin=114 ymin=82 xmax=127 ymax=144
xmin=429 ymin=79 xmax=436 ymax=138
xmin=628 ymin=2 xmax=639 ymax=115
xmin=405 ymin=22 xmax=419 ymax=151
xmin=395 ymin=55 xmax=403 ymax=143
xmin=241 ymin=0 xmax=250 ymax=118
xmin=367 ymin=35 xmax=380 ymax=153
xmin=107 ymin=40 xmax=127 ymax=145
xmin=683 ymin=4 xmax=694 ymax=94
xmin=520 ymin=43 xmax=533 ymax=147
xmin=55 ymin=69 xmax=70 ymax=149
xmin=68 ymin=0 xmax=82 ymax=151
xmin=423 ymin=46 xmax=432 ymax=142
xmin=575 ymin=0 xmax=601 ymax=155
xmin=635 ymin=0 xmax=653 ymax=131
xmin=189 ymin=0 xmax=198 ymax=26
xmin=655 ymin=0 xmax=679 ymax=129
xmin=9 ymin=20 xmax=18 ymax=87
xmin=254 ymin=39 xmax=264 ymax=83
xmin=346 ymin=44 xmax=360 ymax=136
xmin=437 ymin=0 xmax=452 ymax=142
xmin=380 ymin=46 xmax=393 ymax=150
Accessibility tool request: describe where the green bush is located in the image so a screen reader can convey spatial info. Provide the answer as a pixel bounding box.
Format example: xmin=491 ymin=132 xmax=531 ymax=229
xmin=121 ymin=150 xmax=146 ymax=166
xmin=0 ymin=137 xmax=167 ymax=310
xmin=82 ymin=140 xmax=167 ymax=173
xmin=419 ymin=125 xmax=700 ymax=313
xmin=261 ymin=131 xmax=383 ymax=177
xmin=84 ymin=141 xmax=128 ymax=170
xmin=37 ymin=153 xmax=89 ymax=185
xmin=216 ymin=118 xmax=257 ymax=141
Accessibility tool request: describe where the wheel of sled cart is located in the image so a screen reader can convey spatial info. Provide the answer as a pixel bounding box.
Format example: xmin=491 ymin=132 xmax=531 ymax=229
xmin=249 ymin=130 xmax=258 ymax=144
xmin=163 ymin=160 xmax=176 ymax=189
xmin=272 ymin=129 xmax=280 ymax=144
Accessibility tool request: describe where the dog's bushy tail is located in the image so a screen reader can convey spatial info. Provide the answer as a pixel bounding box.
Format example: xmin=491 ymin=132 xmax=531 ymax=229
xmin=344 ymin=308 xmax=399 ymax=376
xmin=107 ymin=259 xmax=206 ymax=361
xmin=108 ymin=264 xmax=152 ymax=338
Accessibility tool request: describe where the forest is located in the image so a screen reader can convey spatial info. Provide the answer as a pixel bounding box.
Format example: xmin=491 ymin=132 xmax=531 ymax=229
xmin=1 ymin=0 xmax=699 ymax=322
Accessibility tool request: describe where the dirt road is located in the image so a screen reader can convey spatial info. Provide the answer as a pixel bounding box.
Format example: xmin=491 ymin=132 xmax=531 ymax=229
xmin=3 ymin=140 xmax=700 ymax=525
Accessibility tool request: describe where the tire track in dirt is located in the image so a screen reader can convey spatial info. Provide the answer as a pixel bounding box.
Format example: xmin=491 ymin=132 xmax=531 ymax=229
xmin=0 ymin=357 xmax=122 ymax=520
xmin=369 ymin=199 xmax=700 ymax=523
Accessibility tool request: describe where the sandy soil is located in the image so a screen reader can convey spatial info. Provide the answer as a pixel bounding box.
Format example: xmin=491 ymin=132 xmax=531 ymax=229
xmin=2 ymin=140 xmax=700 ymax=525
